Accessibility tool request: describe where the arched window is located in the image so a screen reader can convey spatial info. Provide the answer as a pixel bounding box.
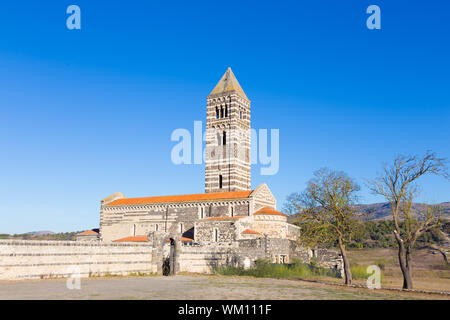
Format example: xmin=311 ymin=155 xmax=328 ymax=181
xmin=219 ymin=175 xmax=223 ymax=189
xmin=213 ymin=228 xmax=219 ymax=242
xmin=217 ymin=132 xmax=221 ymax=146
xmin=216 ymin=107 xmax=219 ymax=119
xmin=220 ymin=107 xmax=224 ymax=118
xmin=222 ymin=131 xmax=226 ymax=145
xmin=225 ymin=105 xmax=228 ymax=117
xmin=239 ymin=110 xmax=243 ymax=119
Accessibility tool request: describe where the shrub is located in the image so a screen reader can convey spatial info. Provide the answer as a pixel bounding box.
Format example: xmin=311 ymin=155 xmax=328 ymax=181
xmin=351 ymin=264 xmax=384 ymax=282
xmin=215 ymin=260 xmax=339 ymax=279
xmin=350 ymin=264 xmax=370 ymax=279
xmin=309 ymin=257 xmax=318 ymax=268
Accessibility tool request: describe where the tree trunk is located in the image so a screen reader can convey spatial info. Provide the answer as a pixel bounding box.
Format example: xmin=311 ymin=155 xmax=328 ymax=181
xmin=429 ymin=245 xmax=448 ymax=265
xmin=404 ymin=246 xmax=413 ymax=289
xmin=338 ymin=238 xmax=352 ymax=285
xmin=397 ymin=241 xmax=413 ymax=289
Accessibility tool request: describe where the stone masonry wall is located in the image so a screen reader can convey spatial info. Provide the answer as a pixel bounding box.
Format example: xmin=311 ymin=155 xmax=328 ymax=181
xmin=101 ymin=200 xmax=252 ymax=242
xmin=177 ymin=238 xmax=343 ymax=275
xmin=0 ymin=240 xmax=156 ymax=280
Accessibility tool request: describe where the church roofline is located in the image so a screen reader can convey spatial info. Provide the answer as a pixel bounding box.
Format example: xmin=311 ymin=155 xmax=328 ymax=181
xmin=254 ymin=206 xmax=287 ymax=217
xmin=208 ymin=67 xmax=249 ymax=100
xmin=241 ymin=229 xmax=261 ymax=235
xmin=203 ymin=216 xmax=246 ymax=221
xmin=106 ymin=190 xmax=253 ymax=206
xmin=78 ymin=229 xmax=99 ymax=235
xmin=113 ymin=236 xmax=148 ymax=242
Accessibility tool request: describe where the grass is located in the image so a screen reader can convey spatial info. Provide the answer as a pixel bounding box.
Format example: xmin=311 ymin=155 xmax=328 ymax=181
xmin=215 ymin=258 xmax=340 ymax=279
xmin=347 ymin=248 xmax=450 ymax=292
xmin=215 ymin=257 xmax=387 ymax=286
xmin=350 ymin=264 xmax=384 ymax=283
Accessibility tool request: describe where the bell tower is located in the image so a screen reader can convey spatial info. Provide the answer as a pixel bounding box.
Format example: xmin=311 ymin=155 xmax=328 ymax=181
xmin=205 ymin=68 xmax=251 ymax=193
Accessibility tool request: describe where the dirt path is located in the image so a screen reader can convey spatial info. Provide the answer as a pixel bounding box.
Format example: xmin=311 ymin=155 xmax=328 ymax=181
xmin=0 ymin=275 xmax=448 ymax=300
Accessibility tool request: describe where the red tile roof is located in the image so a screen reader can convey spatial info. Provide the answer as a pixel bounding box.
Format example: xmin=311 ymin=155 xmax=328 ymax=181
xmin=165 ymin=237 xmax=194 ymax=242
xmin=113 ymin=236 xmax=148 ymax=242
xmin=107 ymin=190 xmax=253 ymax=206
xmin=254 ymin=207 xmax=287 ymax=217
xmin=241 ymin=229 xmax=261 ymax=235
xmin=204 ymin=216 xmax=245 ymax=221
xmin=78 ymin=230 xmax=99 ymax=235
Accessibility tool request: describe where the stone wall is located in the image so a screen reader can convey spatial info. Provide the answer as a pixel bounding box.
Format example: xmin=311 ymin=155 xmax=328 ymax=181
xmin=0 ymin=240 xmax=155 ymax=280
xmin=0 ymin=238 xmax=343 ymax=280
xmin=100 ymin=200 xmax=252 ymax=242
xmin=177 ymin=238 xmax=343 ymax=275
xmin=251 ymin=184 xmax=276 ymax=211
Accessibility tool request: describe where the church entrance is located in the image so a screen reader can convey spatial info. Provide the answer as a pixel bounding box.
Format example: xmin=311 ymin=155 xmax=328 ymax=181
xmin=162 ymin=238 xmax=176 ymax=276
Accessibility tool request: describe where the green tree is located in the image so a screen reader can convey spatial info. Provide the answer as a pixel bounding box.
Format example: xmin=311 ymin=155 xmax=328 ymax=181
xmin=285 ymin=168 xmax=361 ymax=285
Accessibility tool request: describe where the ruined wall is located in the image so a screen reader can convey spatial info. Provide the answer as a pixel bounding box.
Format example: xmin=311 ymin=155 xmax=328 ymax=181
xmin=0 ymin=240 xmax=155 ymax=280
xmin=177 ymin=238 xmax=343 ymax=275
xmin=0 ymin=239 xmax=343 ymax=280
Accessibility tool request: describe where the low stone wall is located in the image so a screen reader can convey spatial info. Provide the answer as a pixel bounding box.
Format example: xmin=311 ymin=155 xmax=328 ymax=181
xmin=177 ymin=238 xmax=343 ymax=275
xmin=0 ymin=240 xmax=155 ymax=280
xmin=0 ymin=239 xmax=343 ymax=280
xmin=178 ymin=245 xmax=240 ymax=273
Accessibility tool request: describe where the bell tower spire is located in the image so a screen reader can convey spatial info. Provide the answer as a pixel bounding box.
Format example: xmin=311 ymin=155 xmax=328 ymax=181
xmin=205 ymin=68 xmax=251 ymax=193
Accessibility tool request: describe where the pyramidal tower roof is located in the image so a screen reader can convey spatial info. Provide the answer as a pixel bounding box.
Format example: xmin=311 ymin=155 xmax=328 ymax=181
xmin=209 ymin=67 xmax=248 ymax=100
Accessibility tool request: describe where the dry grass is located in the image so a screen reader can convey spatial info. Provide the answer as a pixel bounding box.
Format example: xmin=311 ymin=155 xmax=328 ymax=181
xmin=346 ymin=248 xmax=450 ymax=292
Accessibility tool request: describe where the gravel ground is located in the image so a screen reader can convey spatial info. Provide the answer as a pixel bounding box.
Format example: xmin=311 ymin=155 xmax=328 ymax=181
xmin=0 ymin=274 xmax=447 ymax=300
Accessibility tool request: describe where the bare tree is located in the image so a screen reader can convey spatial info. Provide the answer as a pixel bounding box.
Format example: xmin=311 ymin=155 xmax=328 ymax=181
xmin=285 ymin=168 xmax=360 ymax=285
xmin=368 ymin=151 xmax=449 ymax=289
xmin=428 ymin=243 xmax=448 ymax=265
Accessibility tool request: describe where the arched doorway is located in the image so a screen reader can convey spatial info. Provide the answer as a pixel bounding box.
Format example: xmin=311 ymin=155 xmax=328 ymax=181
xmin=162 ymin=238 xmax=177 ymax=276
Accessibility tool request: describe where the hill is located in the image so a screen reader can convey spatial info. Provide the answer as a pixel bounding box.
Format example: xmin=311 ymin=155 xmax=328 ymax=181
xmin=287 ymin=202 xmax=450 ymax=222
xmin=0 ymin=231 xmax=78 ymax=240
xmin=354 ymin=202 xmax=450 ymax=221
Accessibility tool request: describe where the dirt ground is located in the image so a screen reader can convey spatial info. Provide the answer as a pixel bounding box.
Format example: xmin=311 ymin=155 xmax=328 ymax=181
xmin=346 ymin=248 xmax=450 ymax=292
xmin=0 ymin=274 xmax=448 ymax=300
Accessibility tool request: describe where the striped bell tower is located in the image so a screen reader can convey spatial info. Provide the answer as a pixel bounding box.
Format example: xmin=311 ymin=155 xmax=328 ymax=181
xmin=205 ymin=68 xmax=251 ymax=193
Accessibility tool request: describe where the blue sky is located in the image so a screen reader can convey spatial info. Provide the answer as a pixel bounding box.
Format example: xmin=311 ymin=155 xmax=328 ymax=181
xmin=0 ymin=1 xmax=449 ymax=233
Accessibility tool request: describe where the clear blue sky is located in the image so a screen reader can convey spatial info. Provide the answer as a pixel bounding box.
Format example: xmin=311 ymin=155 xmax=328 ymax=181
xmin=0 ymin=1 xmax=449 ymax=233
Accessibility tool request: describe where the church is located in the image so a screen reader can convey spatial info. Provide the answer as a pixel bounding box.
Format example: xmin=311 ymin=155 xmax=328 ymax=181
xmin=95 ymin=68 xmax=298 ymax=245
xmin=77 ymin=68 xmax=342 ymax=274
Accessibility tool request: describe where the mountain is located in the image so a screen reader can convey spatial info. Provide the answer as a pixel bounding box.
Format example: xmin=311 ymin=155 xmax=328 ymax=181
xmin=25 ymin=231 xmax=55 ymax=235
xmin=355 ymin=202 xmax=450 ymax=221
xmin=0 ymin=231 xmax=76 ymax=241
xmin=287 ymin=202 xmax=450 ymax=222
